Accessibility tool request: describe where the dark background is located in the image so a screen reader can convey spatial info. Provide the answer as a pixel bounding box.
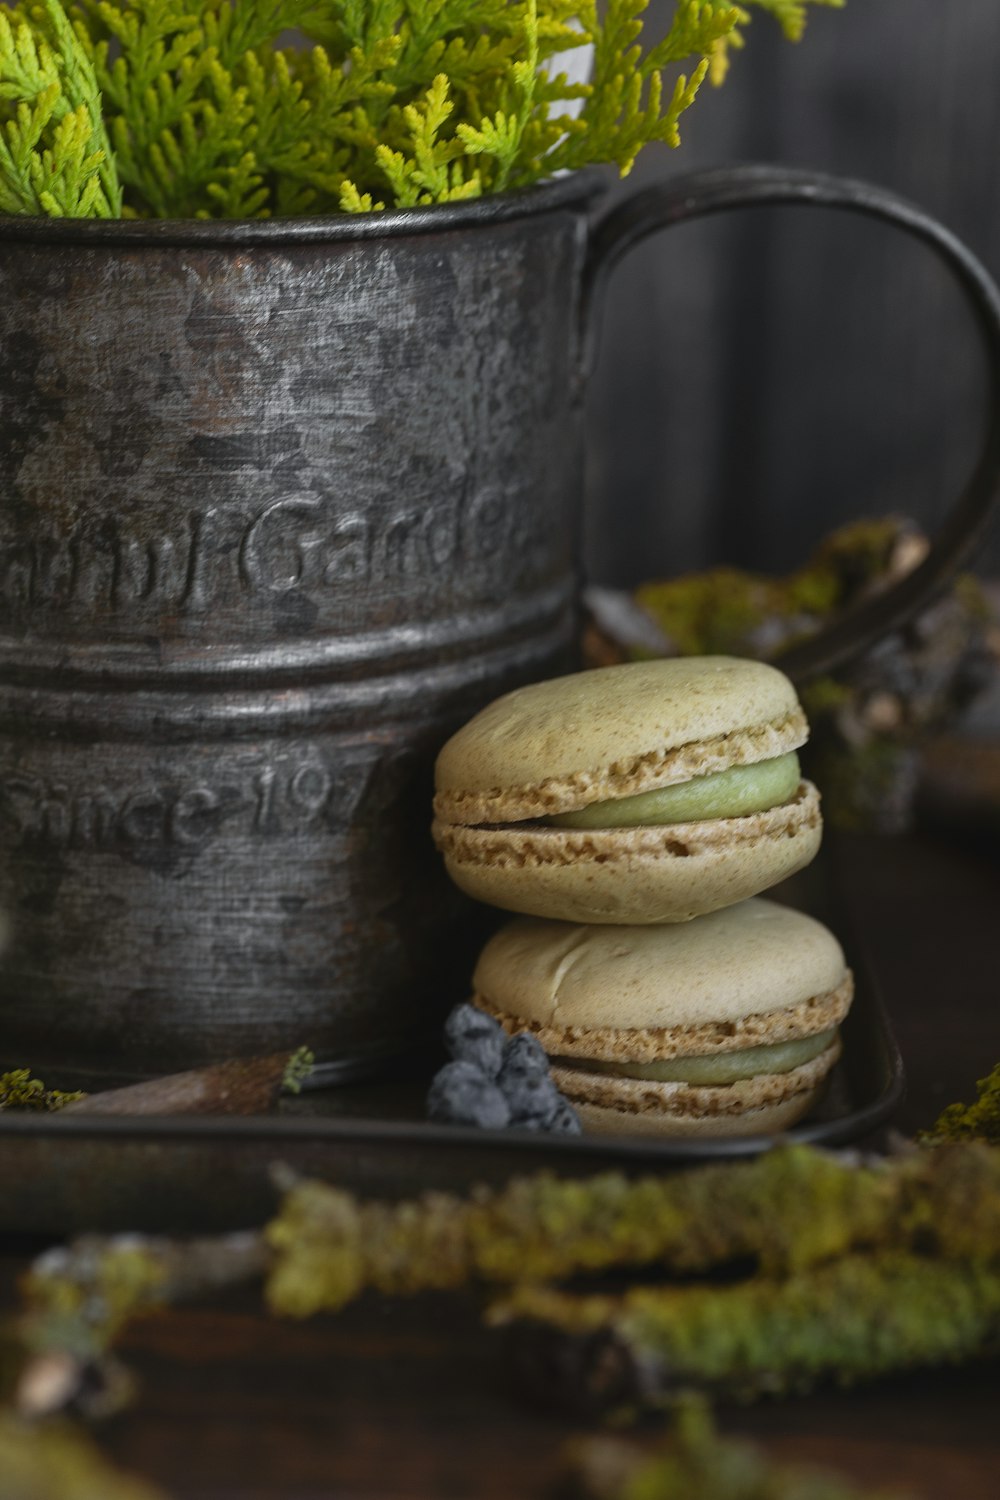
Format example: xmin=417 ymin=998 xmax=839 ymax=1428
xmin=585 ymin=0 xmax=1000 ymax=587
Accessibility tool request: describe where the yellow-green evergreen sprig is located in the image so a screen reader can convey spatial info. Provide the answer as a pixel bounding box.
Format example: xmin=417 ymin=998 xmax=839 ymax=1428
xmin=36 ymin=0 xmax=121 ymax=210
xmin=744 ymin=0 xmax=843 ymax=43
xmin=0 ymin=1 xmax=119 ymax=216
xmin=2 ymin=0 xmax=843 ymax=219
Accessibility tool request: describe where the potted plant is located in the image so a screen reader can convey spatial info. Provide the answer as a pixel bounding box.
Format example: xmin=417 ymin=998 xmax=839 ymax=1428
xmin=1 ymin=0 xmax=996 ymax=1080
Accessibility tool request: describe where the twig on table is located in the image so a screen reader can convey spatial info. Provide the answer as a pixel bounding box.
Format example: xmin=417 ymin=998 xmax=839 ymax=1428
xmin=61 ymin=1048 xmax=314 ymax=1117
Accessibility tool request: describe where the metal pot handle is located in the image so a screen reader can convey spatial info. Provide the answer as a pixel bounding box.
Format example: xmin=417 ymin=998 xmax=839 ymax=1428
xmin=581 ymin=163 xmax=1000 ymax=682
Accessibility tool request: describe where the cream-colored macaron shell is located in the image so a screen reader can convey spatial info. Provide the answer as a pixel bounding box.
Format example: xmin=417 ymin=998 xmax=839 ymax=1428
xmin=473 ymin=898 xmax=851 ymax=1058
xmin=434 ymin=657 xmax=807 ymax=825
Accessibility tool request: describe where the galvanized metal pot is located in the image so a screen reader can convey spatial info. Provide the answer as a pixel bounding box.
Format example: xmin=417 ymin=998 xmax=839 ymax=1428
xmin=1 ymin=165 xmax=999 ymax=1079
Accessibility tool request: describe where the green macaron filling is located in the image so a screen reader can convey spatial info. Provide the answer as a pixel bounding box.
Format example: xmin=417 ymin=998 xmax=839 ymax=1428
xmin=559 ymin=1026 xmax=837 ymax=1087
xmin=546 ymin=751 xmax=801 ymax=830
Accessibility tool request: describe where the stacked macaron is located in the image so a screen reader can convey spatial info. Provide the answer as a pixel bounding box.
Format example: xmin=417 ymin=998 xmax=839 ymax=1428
xmin=431 ymin=657 xmax=852 ymax=1138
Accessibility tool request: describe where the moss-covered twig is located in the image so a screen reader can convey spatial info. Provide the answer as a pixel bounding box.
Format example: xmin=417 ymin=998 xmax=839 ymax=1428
xmin=0 ymin=1413 xmax=167 ymax=1499
xmin=62 ymin=1047 xmax=314 ymax=1117
xmin=13 ymin=1231 xmax=267 ymax=1417
xmin=493 ymin=1253 xmax=1000 ymax=1409
xmin=14 ymin=1141 xmax=1000 ymax=1417
xmin=0 ymin=1070 xmax=85 ymax=1112
xmin=23 ymin=1231 xmax=267 ymax=1358
xmin=1 ymin=1047 xmax=313 ymax=1118
xmin=264 ymin=1143 xmax=1000 ymax=1317
xmin=919 ymin=1064 xmax=1000 ymax=1146
xmin=567 ymin=1400 xmax=914 ymax=1499
xmin=6 ymin=1229 xmax=263 ymax=1418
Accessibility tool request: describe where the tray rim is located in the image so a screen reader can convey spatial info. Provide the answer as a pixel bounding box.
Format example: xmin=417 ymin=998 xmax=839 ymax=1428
xmin=0 ymin=974 xmax=905 ymax=1166
xmin=0 ymin=842 xmax=907 ymax=1186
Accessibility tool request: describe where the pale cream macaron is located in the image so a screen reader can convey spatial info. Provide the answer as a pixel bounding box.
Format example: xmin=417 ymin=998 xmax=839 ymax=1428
xmin=471 ymin=899 xmax=853 ymax=1138
xmin=432 ymin=657 xmax=821 ymax=924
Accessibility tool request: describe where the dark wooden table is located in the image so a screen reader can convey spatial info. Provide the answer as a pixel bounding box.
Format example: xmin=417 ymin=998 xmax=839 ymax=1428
xmin=3 ymin=830 xmax=1000 ymax=1500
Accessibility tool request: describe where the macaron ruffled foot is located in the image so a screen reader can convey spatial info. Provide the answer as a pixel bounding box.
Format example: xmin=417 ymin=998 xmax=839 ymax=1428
xmin=432 ymin=657 xmax=822 ymax=925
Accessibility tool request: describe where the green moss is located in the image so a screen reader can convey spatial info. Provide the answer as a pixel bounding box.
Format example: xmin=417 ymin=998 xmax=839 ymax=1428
xmin=265 ymin=1179 xmax=367 ymax=1318
xmin=953 ymin=572 xmax=993 ymax=625
xmin=265 ymin=1143 xmax=1000 ymax=1317
xmin=497 ymin=1252 xmax=1000 ymax=1400
xmin=0 ymin=1069 xmax=85 ymax=1111
xmin=634 ymin=518 xmax=927 ymax=662
xmin=919 ymin=1064 xmax=1000 ymax=1147
xmin=281 ymin=1046 xmax=315 ymax=1096
xmin=0 ymin=1415 xmax=166 ymax=1499
xmin=635 ymin=568 xmax=779 ymax=656
xmin=782 ymin=565 xmax=841 ymax=618
xmin=571 ymin=1399 xmax=908 ymax=1499
xmin=24 ymin=1245 xmax=168 ymax=1361
xmin=806 ymin=516 xmax=910 ymax=580
xmin=799 ymin=677 xmax=853 ymax=717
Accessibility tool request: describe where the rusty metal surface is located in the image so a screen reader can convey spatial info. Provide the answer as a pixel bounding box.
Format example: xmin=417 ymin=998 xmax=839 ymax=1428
xmin=0 ymin=179 xmax=599 ymax=1075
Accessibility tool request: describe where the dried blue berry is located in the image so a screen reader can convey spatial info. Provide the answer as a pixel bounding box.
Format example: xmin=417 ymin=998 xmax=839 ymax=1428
xmin=499 ymin=1031 xmax=549 ymax=1079
xmin=427 ymin=1059 xmax=511 ymax=1129
xmin=495 ymin=1034 xmax=584 ymax=1132
xmin=443 ymin=1003 xmax=506 ymax=1078
xmin=502 ymin=1069 xmax=562 ymax=1130
xmin=548 ymin=1096 xmax=583 ymax=1135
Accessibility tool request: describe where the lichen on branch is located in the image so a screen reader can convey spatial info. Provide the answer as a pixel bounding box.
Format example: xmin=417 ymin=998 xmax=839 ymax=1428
xmin=0 ymin=1070 xmax=84 ymax=1112
xmin=0 ymin=1413 xmax=167 ymax=1499
xmin=492 ymin=1252 xmax=1000 ymax=1403
xmin=919 ymin=1063 xmax=1000 ymax=1146
xmin=263 ymin=1142 xmax=1000 ymax=1318
xmin=568 ymin=1398 xmax=912 ymax=1499
xmin=10 ymin=1138 xmax=1000 ymax=1424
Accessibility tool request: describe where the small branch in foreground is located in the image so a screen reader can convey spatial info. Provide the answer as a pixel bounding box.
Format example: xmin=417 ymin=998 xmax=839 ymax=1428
xmin=14 ymin=1232 xmax=268 ymax=1418
xmin=493 ymin=1252 xmax=1000 ymax=1412
xmin=61 ymin=1048 xmax=313 ymax=1117
xmin=0 ymin=1412 xmax=167 ymax=1499
xmin=264 ymin=1143 xmax=1000 ymax=1317
xmin=565 ymin=1398 xmax=914 ymax=1500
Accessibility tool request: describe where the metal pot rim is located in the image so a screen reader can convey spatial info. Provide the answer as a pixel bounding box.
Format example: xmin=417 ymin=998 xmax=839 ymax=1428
xmin=0 ymin=169 xmax=607 ymax=247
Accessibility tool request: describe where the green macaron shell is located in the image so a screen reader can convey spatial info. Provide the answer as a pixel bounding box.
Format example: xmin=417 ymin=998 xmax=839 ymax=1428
xmin=561 ymin=1026 xmax=838 ymax=1086
xmin=547 ymin=751 xmax=801 ymax=830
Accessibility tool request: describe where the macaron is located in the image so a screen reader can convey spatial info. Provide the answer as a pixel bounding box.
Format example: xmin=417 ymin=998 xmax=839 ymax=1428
xmin=432 ymin=657 xmax=821 ymax=924
xmin=470 ymin=899 xmax=853 ymax=1138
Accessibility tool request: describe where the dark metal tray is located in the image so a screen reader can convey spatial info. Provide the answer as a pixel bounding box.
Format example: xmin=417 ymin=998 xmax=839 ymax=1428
xmin=0 ymin=856 xmax=904 ymax=1236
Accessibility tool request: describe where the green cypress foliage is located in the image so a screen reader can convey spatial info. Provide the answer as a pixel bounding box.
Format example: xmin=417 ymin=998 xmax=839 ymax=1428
xmin=0 ymin=0 xmax=120 ymax=216
xmin=0 ymin=0 xmax=843 ymax=219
